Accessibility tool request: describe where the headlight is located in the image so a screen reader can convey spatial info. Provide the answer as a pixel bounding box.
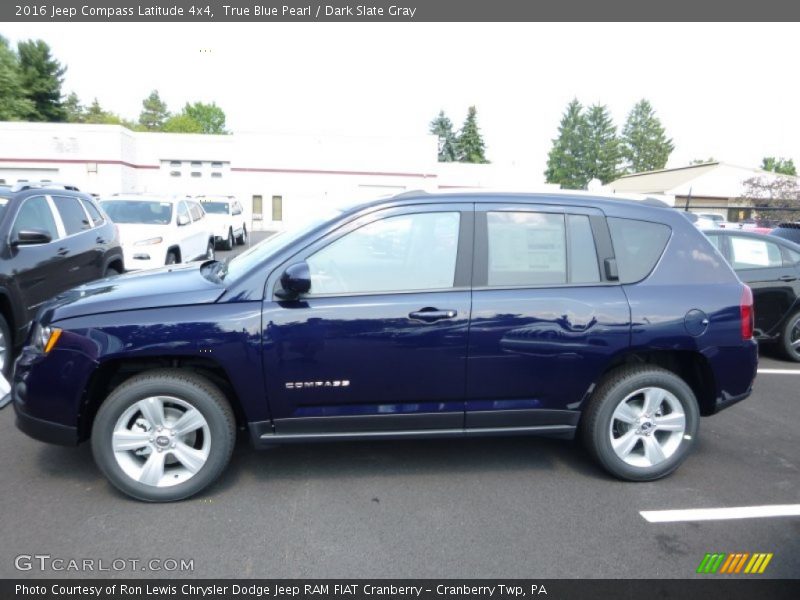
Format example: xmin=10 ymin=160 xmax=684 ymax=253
xmin=134 ymin=237 xmax=163 ymax=246
xmin=32 ymin=324 xmax=62 ymax=354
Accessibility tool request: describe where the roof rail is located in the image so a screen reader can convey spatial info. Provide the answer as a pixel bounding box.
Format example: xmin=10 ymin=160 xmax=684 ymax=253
xmin=11 ymin=181 xmax=81 ymax=192
xmin=392 ymin=189 xmax=430 ymax=199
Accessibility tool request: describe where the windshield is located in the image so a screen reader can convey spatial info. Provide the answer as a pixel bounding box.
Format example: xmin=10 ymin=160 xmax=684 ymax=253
xmin=100 ymin=200 xmax=173 ymax=225
xmin=220 ymin=209 xmax=344 ymax=282
xmin=200 ymin=201 xmax=230 ymax=215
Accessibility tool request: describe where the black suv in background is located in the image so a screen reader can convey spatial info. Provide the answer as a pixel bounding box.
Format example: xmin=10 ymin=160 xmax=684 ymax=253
xmin=0 ymin=183 xmax=123 ymax=394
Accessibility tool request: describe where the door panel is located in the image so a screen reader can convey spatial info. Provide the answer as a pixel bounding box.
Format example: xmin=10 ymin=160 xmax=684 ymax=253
xmin=262 ymin=291 xmax=470 ymax=425
xmin=466 ymin=204 xmax=630 ymax=417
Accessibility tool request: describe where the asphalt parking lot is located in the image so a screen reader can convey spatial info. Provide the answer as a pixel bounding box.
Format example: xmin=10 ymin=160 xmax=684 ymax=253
xmin=0 ymin=235 xmax=797 ymax=579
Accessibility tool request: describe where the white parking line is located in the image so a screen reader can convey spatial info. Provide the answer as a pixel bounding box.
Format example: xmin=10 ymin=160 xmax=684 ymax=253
xmin=757 ymin=369 xmax=800 ymax=375
xmin=641 ymin=504 xmax=800 ymax=523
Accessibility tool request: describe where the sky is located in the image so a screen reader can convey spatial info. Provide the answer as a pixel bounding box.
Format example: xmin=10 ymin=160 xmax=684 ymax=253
xmin=3 ymin=22 xmax=799 ymax=178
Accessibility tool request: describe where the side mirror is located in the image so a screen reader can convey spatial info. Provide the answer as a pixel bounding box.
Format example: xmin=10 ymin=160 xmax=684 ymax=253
xmin=12 ymin=228 xmax=52 ymax=246
xmin=277 ymin=262 xmax=311 ymax=299
xmin=177 ymin=214 xmax=190 ymax=226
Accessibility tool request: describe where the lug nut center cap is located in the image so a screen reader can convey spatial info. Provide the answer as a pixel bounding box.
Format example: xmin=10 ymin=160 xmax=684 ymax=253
xmin=155 ymin=435 xmax=171 ymax=448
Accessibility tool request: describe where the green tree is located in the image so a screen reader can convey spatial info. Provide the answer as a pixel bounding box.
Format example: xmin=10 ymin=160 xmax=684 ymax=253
xmin=17 ymin=39 xmax=66 ymax=121
xmin=620 ymin=99 xmax=674 ymax=174
xmin=760 ymin=156 xmax=796 ymax=176
xmin=182 ymin=101 xmax=227 ymax=134
xmin=138 ymin=89 xmax=170 ymax=131
xmin=456 ymin=105 xmax=488 ymax=163
xmin=63 ymin=92 xmax=85 ymax=123
xmin=162 ymin=113 xmax=203 ymax=133
xmin=545 ymin=99 xmax=589 ymax=189
xmin=429 ymin=110 xmax=458 ymax=162
xmin=0 ymin=36 xmax=34 ymax=120
xmin=82 ymin=98 xmax=127 ymax=125
xmin=583 ymin=103 xmax=621 ymax=184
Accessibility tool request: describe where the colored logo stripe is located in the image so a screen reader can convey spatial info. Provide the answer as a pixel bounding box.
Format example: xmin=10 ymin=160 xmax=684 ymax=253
xmin=697 ymin=552 xmax=773 ymax=574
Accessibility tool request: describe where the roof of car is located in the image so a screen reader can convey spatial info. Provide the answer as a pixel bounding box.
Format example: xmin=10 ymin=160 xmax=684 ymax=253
xmin=100 ymin=195 xmax=192 ymax=204
xmin=349 ymin=190 xmax=677 ymax=220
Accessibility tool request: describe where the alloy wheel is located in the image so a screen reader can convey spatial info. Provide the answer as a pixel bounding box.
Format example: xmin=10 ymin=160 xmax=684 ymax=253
xmin=112 ymin=396 xmax=210 ymax=488
xmin=608 ymin=386 xmax=686 ymax=468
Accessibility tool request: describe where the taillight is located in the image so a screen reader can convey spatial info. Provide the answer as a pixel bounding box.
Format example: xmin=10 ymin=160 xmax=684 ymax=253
xmin=740 ymin=286 xmax=754 ymax=340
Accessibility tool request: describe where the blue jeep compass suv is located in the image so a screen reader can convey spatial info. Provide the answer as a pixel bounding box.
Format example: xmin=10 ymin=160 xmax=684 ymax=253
xmin=9 ymin=192 xmax=758 ymax=501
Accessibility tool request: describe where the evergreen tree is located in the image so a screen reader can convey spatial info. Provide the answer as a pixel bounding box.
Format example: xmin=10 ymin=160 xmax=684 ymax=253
xmin=429 ymin=110 xmax=458 ymax=162
xmin=456 ymin=105 xmax=488 ymax=163
xmin=620 ymin=99 xmax=674 ymax=173
xmin=0 ymin=36 xmax=34 ymax=120
xmin=583 ymin=103 xmax=621 ymax=184
xmin=138 ymin=90 xmax=170 ymax=131
xmin=182 ymin=101 xmax=227 ymax=134
xmin=17 ymin=39 xmax=66 ymax=121
xmin=545 ymin=99 xmax=589 ymax=189
xmin=760 ymin=156 xmax=796 ymax=176
xmin=63 ymin=92 xmax=85 ymax=123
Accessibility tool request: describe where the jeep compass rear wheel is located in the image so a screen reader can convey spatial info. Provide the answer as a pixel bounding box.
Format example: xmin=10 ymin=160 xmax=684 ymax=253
xmin=91 ymin=370 xmax=236 ymax=502
xmin=581 ymin=366 xmax=699 ymax=481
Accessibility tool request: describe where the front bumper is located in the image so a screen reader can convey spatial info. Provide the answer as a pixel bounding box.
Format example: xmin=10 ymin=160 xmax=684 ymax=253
xmin=15 ymin=403 xmax=78 ymax=445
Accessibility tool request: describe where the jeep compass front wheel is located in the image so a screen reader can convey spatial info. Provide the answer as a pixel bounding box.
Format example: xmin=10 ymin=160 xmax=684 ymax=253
xmin=91 ymin=370 xmax=236 ymax=502
xmin=581 ymin=366 xmax=699 ymax=481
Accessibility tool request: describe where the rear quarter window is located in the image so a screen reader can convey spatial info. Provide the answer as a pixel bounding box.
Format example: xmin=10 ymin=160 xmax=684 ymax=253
xmin=608 ymin=217 xmax=671 ymax=283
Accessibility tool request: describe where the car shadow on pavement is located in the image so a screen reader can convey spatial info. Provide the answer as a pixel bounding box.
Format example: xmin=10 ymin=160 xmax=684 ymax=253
xmin=213 ymin=433 xmax=608 ymax=494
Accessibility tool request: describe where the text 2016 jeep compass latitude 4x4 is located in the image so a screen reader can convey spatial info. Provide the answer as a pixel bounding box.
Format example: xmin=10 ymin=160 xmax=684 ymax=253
xmin=9 ymin=192 xmax=758 ymax=502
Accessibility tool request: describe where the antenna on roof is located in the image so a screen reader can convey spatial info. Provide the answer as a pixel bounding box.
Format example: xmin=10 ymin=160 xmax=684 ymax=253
xmin=684 ymin=186 xmax=692 ymax=211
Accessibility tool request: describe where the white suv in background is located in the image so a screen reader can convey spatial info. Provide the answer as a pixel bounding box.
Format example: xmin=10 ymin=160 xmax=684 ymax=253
xmin=99 ymin=195 xmax=215 ymax=271
xmin=197 ymin=195 xmax=248 ymax=250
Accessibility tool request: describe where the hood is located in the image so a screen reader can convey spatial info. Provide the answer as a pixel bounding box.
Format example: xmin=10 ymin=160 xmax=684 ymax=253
xmin=115 ymin=223 xmax=169 ymax=246
xmin=41 ymin=262 xmax=226 ymax=323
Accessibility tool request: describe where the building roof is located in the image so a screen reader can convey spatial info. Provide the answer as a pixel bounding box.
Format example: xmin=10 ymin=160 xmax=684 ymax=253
xmin=607 ymin=162 xmax=721 ymax=194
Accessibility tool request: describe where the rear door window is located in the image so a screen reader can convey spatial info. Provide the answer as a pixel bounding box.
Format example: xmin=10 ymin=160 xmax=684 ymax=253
xmin=729 ymin=236 xmax=783 ymax=269
xmin=567 ymin=214 xmax=600 ymax=284
xmin=607 ymin=217 xmax=671 ymax=283
xmin=487 ymin=211 xmax=567 ymax=286
xmin=53 ymin=195 xmax=92 ymax=235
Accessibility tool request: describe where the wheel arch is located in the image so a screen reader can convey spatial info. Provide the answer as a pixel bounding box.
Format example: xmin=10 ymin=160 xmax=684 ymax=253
xmin=78 ymin=356 xmax=247 ymax=441
xmin=585 ymin=349 xmax=717 ymax=417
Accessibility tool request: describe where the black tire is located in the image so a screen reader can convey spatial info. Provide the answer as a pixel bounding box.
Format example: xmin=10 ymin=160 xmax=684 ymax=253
xmin=780 ymin=310 xmax=800 ymax=362
xmin=91 ymin=370 xmax=236 ymax=502
xmin=0 ymin=313 xmax=12 ymax=382
xmin=222 ymin=228 xmax=234 ymax=251
xmin=236 ymin=224 xmax=248 ymax=246
xmin=581 ymin=365 xmax=699 ymax=482
xmin=206 ymin=240 xmax=216 ymax=260
xmin=104 ymin=265 xmax=121 ymax=277
xmin=166 ymin=251 xmax=178 ymax=265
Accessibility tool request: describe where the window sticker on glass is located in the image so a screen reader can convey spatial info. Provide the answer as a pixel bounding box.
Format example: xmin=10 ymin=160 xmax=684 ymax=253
xmin=731 ymin=237 xmax=780 ymax=268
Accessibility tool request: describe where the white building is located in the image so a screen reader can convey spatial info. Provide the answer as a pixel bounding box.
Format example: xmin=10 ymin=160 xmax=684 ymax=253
xmin=0 ymin=122 xmax=551 ymax=230
xmin=605 ymin=162 xmax=794 ymax=221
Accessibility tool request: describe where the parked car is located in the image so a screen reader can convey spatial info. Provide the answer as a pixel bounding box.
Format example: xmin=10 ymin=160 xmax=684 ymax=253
xmin=0 ymin=182 xmax=123 ymax=402
xmin=770 ymin=222 xmax=800 ymax=245
xmin=697 ymin=213 xmax=729 ymax=228
xmin=197 ymin=195 xmax=248 ymax=250
xmin=680 ymin=211 xmax=719 ymax=229
xmin=9 ymin=191 xmax=758 ymax=501
xmin=704 ymin=229 xmax=800 ymax=361
xmin=100 ymin=195 xmax=215 ymax=270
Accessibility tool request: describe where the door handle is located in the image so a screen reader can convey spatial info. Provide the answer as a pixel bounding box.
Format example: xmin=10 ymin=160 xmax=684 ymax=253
xmin=56 ymin=247 xmax=69 ymax=256
xmin=96 ymin=237 xmax=106 ymax=244
xmin=408 ymin=308 xmax=457 ymax=322
xmin=779 ymin=275 xmax=798 ymax=282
